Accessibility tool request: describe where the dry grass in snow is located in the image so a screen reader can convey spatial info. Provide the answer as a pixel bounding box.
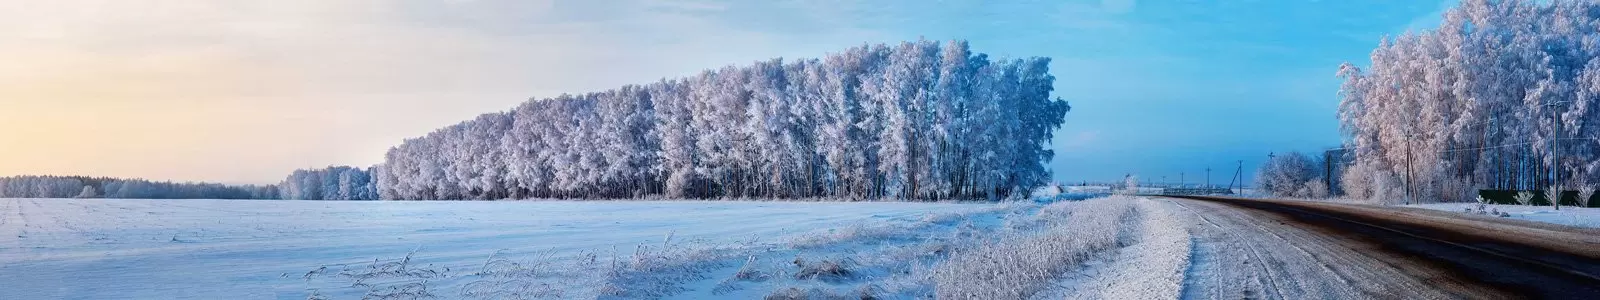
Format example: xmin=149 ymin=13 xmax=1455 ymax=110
xmin=1057 ymin=198 xmax=1192 ymax=300
xmin=280 ymin=198 xmax=1197 ymax=299
xmin=931 ymin=196 xmax=1137 ymax=299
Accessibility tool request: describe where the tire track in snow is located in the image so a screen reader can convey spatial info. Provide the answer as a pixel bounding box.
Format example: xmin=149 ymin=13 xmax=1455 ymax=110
xmin=1228 ymin=205 xmax=1363 ymax=297
xmin=1166 ymin=198 xmax=1285 ymax=300
xmin=1191 ymin=196 xmax=1600 ymax=298
xmin=1167 ymin=198 xmax=1496 ymax=299
xmin=16 ymin=199 xmax=33 ymax=239
xmin=0 ymin=199 xmax=13 ymax=233
xmin=2 ymin=199 xmax=42 ymax=261
xmin=0 ymin=199 xmax=20 ymax=241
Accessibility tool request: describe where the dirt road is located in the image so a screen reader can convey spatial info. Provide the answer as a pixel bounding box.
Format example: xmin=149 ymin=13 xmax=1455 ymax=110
xmin=1163 ymin=196 xmax=1600 ymax=300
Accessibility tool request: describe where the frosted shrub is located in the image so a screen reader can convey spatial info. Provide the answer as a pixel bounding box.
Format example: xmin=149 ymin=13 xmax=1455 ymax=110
xmin=1438 ymin=176 xmax=1474 ymax=202
xmin=1543 ymin=186 xmax=1562 ymax=210
xmin=1578 ymin=186 xmax=1597 ymax=208
xmin=1372 ymin=173 xmax=1406 ymax=205
xmin=1340 ymin=163 xmax=1377 ymax=200
xmin=1257 ymin=152 xmax=1319 ymax=197
xmin=1118 ymin=175 xmax=1139 ymax=195
xmin=597 ymin=235 xmax=739 ymax=299
xmin=1514 ymin=191 xmax=1536 ymax=206
xmin=1301 ymin=180 xmax=1330 ymax=199
xmin=792 ymin=257 xmax=854 ymax=283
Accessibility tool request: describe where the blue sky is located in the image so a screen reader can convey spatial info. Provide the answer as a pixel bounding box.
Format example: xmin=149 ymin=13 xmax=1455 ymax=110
xmin=1 ymin=0 xmax=1452 ymax=184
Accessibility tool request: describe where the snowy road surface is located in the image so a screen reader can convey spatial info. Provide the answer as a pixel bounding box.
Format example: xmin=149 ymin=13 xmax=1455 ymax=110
xmin=1167 ymin=198 xmax=1500 ymax=299
xmin=0 ymin=198 xmax=979 ymax=299
xmin=1167 ymin=196 xmax=1600 ymax=300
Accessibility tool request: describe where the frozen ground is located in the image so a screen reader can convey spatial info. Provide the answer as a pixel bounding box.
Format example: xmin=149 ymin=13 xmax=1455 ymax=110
xmin=0 ymin=198 xmax=981 ymax=299
xmin=1405 ymin=203 xmax=1600 ymax=228
xmin=1165 ymin=197 xmax=1509 ymax=299
xmin=0 ymin=196 xmax=1209 ymax=299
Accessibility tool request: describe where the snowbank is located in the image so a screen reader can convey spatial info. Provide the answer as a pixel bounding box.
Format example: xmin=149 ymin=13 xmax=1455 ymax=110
xmin=1406 ymin=203 xmax=1600 ymax=228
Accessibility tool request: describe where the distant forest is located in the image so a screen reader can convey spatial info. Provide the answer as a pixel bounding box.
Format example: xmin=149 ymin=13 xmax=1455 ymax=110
xmin=0 ymin=175 xmax=277 ymax=200
xmin=0 ymin=166 xmax=376 ymax=200
xmin=1 ymin=40 xmax=1070 ymax=201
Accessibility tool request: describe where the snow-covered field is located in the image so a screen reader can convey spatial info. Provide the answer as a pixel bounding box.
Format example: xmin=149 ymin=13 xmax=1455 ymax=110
xmin=1405 ymin=203 xmax=1600 ymax=228
xmin=0 ymin=199 xmax=985 ymax=299
xmin=0 ymin=196 xmax=1204 ymax=299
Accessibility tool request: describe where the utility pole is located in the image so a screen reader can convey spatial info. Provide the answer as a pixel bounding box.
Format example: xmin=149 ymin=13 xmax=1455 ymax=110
xmin=1546 ymin=101 xmax=1569 ymax=210
xmin=1231 ymin=160 xmax=1243 ymax=194
xmin=1180 ymin=172 xmax=1185 ymax=188
xmin=1404 ymin=129 xmax=1414 ymax=205
xmin=1325 ymin=150 xmax=1334 ymax=194
xmin=1268 ymin=153 xmax=1276 ymax=196
xmin=1206 ymin=167 xmax=1211 ymax=189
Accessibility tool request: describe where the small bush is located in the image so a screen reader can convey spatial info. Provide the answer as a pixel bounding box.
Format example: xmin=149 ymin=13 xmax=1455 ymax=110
xmin=794 ymin=257 xmax=855 ymax=283
xmin=1544 ymin=186 xmax=1562 ymax=209
xmin=1578 ymin=186 xmax=1596 ymax=208
xmin=1514 ymin=191 xmax=1536 ymax=206
xmin=733 ymin=256 xmax=770 ymax=282
xmin=761 ymin=286 xmax=876 ymax=300
xmin=764 ymin=287 xmax=810 ymax=300
xmin=597 ymin=235 xmax=741 ymax=299
xmin=341 ymin=251 xmax=445 ymax=282
xmin=1257 ymin=151 xmax=1320 ymax=197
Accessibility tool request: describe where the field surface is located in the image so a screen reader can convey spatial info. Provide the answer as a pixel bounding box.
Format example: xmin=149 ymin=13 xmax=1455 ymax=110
xmin=12 ymin=196 xmax=1589 ymax=299
xmin=0 ymin=198 xmax=978 ymax=299
xmin=1406 ymin=203 xmax=1600 ymax=228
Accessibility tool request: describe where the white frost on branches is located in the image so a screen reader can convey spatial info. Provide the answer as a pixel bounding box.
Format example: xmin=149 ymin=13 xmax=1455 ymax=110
xmin=375 ymin=40 xmax=1072 ymax=200
xmin=1337 ymin=0 xmax=1600 ymax=202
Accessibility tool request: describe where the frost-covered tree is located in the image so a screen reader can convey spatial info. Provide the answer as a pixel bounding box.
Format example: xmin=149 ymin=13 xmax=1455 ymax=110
xmin=1338 ymin=0 xmax=1600 ymax=202
xmin=374 ymin=40 xmax=1070 ymax=200
xmin=1122 ymin=174 xmax=1138 ymax=195
xmin=1256 ymin=152 xmax=1321 ymax=198
xmin=277 ymin=166 xmax=377 ymax=200
xmin=75 ymin=185 xmax=97 ymax=198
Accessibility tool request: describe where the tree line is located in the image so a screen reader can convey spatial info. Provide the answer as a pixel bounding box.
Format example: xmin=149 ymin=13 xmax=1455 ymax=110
xmin=0 ymin=166 xmax=380 ymax=200
xmin=375 ymin=40 xmax=1071 ymax=200
xmin=0 ymin=175 xmax=278 ymax=199
xmin=277 ymin=166 xmax=378 ymax=200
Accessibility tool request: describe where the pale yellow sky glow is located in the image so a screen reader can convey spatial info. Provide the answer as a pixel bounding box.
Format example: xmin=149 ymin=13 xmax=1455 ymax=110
xmin=0 ymin=0 xmax=883 ymax=184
